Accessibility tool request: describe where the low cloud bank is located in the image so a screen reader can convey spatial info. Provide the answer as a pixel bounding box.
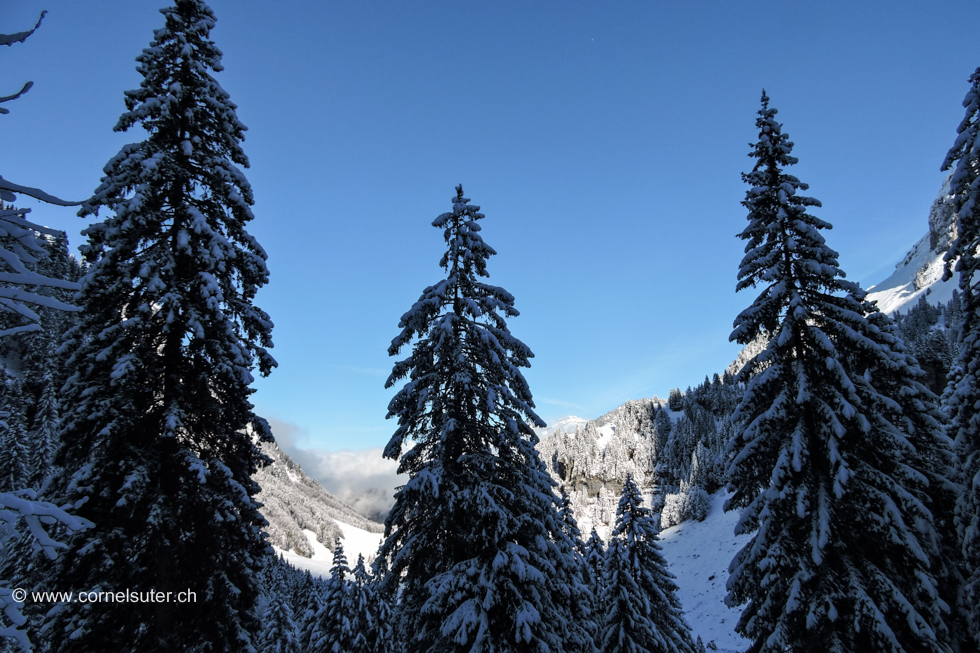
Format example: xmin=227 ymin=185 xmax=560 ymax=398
xmin=268 ymin=418 xmax=403 ymax=523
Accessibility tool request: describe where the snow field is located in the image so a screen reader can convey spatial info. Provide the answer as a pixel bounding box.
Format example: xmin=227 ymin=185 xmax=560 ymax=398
xmin=273 ymin=486 xmax=752 ymax=653
xmin=594 ymin=424 xmax=615 ymax=450
xmin=866 ymin=233 xmax=956 ymax=315
xmin=275 ymin=523 xmax=384 ymax=579
xmin=659 ymin=492 xmax=750 ymax=653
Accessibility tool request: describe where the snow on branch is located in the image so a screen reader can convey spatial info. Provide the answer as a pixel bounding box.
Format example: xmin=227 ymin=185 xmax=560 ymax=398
xmin=0 ymin=177 xmax=81 ymax=207
xmin=0 ymin=11 xmax=47 ymax=48
xmin=0 ymin=81 xmax=33 ymax=114
xmin=1 ymin=487 xmax=92 ymax=653
xmin=0 ymin=205 xmax=81 ymax=327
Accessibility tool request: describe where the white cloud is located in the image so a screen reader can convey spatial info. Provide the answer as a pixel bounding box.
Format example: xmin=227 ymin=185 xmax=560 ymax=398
xmin=267 ymin=418 xmax=404 ymax=523
xmin=306 ymin=448 xmax=403 ymax=522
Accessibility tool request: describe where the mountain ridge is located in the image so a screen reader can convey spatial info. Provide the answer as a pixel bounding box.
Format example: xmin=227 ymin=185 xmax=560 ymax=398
xmin=253 ymin=439 xmax=383 ymax=560
xmin=867 ymin=175 xmax=959 ymax=314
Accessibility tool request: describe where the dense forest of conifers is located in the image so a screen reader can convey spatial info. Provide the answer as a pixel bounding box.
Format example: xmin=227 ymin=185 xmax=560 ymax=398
xmin=3 ymin=1 xmax=980 ymax=653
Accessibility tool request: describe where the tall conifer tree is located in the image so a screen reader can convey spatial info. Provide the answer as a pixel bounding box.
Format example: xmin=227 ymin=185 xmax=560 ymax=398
xmin=296 ymin=575 xmax=325 ymax=653
xmin=557 ymin=486 xmax=600 ymax=649
xmin=0 ymin=384 xmax=27 ymax=493
xmin=348 ymin=553 xmax=391 ymax=653
xmin=584 ymin=528 xmax=606 ymax=603
xmin=26 ymin=375 xmax=58 ymax=487
xmin=726 ymin=92 xmax=953 ymax=653
xmin=378 ymin=185 xmax=593 ymax=653
xmin=34 ymin=2 xmax=275 ymax=650
xmin=257 ymin=561 xmax=300 ymax=653
xmin=314 ymin=539 xmax=352 ymax=653
xmin=941 ymin=64 xmax=980 ymax=649
xmin=599 ymin=474 xmax=696 ymax=653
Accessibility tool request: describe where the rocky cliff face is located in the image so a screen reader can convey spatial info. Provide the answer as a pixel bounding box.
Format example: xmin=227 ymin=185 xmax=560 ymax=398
xmin=867 ymin=176 xmax=959 ymax=314
xmin=538 ymin=399 xmax=662 ymax=537
xmin=928 ymin=175 xmax=957 ymax=254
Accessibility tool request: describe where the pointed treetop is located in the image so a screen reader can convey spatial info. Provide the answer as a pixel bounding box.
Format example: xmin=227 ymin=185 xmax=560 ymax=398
xmin=587 ymin=527 xmax=603 ymax=545
xmin=584 ymin=528 xmax=605 ymax=565
xmin=613 ymin=473 xmax=653 ymax=536
xmin=730 ymin=92 xmax=861 ymax=348
xmin=748 ymin=90 xmax=799 ymax=168
xmin=329 ymin=538 xmax=350 ymax=584
xmin=601 ymin=473 xmax=697 ymax=653
xmin=105 ymin=0 xmax=250 ymax=175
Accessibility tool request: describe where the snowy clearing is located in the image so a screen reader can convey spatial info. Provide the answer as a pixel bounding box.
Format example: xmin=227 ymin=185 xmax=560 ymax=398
xmin=275 ymin=524 xmax=384 ymax=579
xmin=659 ymin=491 xmax=752 ymax=653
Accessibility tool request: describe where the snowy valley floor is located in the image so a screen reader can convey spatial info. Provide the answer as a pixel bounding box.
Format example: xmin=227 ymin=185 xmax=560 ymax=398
xmin=274 ymin=520 xmax=384 ymax=578
xmin=660 ymin=491 xmax=751 ymax=653
xmin=276 ymin=490 xmax=751 ymax=652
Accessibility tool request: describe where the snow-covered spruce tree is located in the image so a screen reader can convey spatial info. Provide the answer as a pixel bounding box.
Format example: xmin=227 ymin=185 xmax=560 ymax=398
xmin=584 ymin=527 xmax=603 ymax=567
xmin=313 ymin=539 xmax=352 ymax=653
xmin=347 ymin=554 xmax=372 ymax=653
xmin=559 ymin=486 xmax=586 ymax=554
xmin=557 ymin=486 xmax=600 ymax=648
xmin=584 ymin=527 xmax=606 ymax=608
xmin=32 ymin=2 xmax=275 ymax=651
xmin=19 ymin=232 xmax=84 ymax=383
xmin=941 ymin=65 xmax=980 ymax=650
xmin=348 ymin=553 xmax=392 ymax=653
xmin=688 ymin=440 xmax=710 ymax=490
xmin=651 ymin=406 xmax=671 ymax=460
xmin=726 ymin=91 xmax=953 ymax=653
xmin=257 ymin=595 xmax=300 ymax=653
xmin=599 ymin=474 xmax=696 ymax=653
xmin=296 ymin=573 xmax=325 ymax=653
xmin=0 ymin=385 xmax=27 ymax=493
xmin=25 ymin=375 xmax=58 ymax=488
xmin=257 ymin=560 xmax=300 ymax=653
xmin=858 ymin=306 xmax=966 ymax=650
xmin=378 ymin=185 xmax=594 ymax=653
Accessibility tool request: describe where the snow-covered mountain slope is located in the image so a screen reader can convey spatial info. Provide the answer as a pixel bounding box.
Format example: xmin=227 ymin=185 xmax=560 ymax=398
xmin=254 ymin=439 xmax=384 ymax=560
xmin=867 ymin=176 xmax=958 ymax=314
xmin=660 ymin=491 xmax=750 ymax=653
xmin=533 ymin=415 xmax=589 ymax=439
xmin=538 ymin=398 xmax=664 ymax=538
xmin=274 ymin=520 xmax=384 ymax=579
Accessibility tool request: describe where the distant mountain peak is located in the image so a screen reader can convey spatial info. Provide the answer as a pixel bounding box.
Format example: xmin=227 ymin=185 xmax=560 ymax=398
xmin=533 ymin=415 xmax=590 ymax=439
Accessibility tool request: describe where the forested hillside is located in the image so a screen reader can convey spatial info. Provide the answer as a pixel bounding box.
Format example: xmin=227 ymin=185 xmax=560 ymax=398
xmin=538 ymin=287 xmax=967 ymax=540
xmin=255 ymin=439 xmax=383 ymax=558
xmin=4 ymin=2 xmax=980 ymax=652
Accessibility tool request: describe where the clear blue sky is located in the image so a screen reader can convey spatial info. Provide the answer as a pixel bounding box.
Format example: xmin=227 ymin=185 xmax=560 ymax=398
xmin=5 ymin=0 xmax=979 ymax=452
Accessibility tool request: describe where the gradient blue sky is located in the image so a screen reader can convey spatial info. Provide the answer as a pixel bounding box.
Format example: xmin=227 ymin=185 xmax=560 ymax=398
xmin=5 ymin=0 xmax=979 ymax=452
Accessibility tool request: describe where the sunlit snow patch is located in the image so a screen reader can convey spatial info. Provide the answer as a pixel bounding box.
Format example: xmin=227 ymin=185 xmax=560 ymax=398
xmin=865 ymin=233 xmax=956 ymax=315
xmin=659 ymin=492 xmax=752 ymax=653
xmin=274 ymin=524 xmax=384 ymax=579
xmin=594 ymin=424 xmax=615 ymax=451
